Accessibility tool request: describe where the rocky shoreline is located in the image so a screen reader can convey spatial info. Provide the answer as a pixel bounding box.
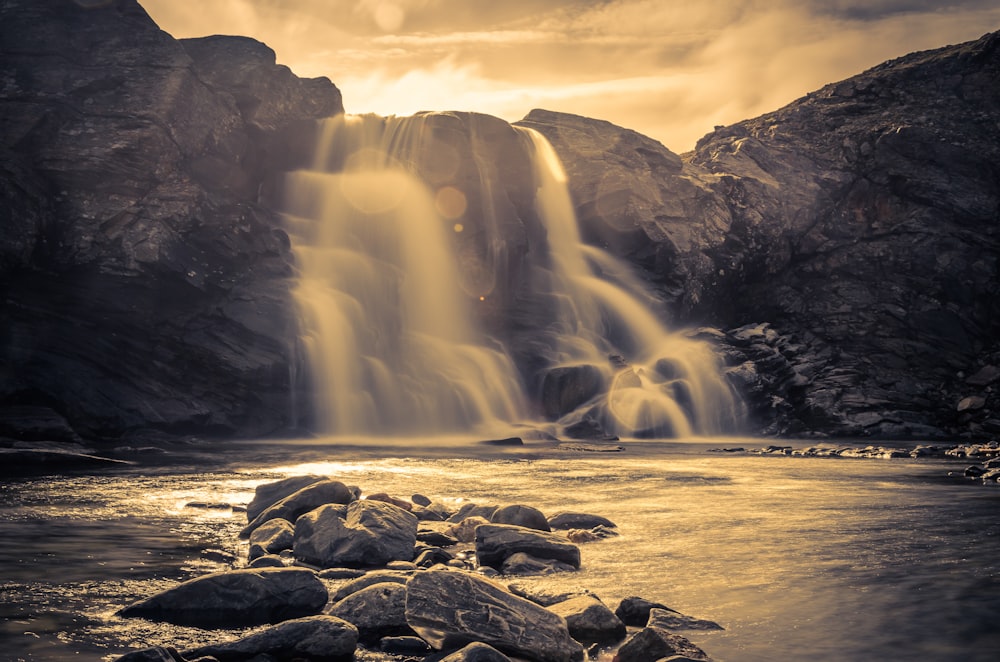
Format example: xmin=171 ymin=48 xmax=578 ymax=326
xmin=112 ymin=476 xmax=723 ymax=662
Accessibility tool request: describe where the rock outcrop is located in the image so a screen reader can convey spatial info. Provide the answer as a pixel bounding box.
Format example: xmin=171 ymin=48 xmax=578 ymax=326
xmin=0 ymin=0 xmax=341 ymax=442
xmin=521 ymin=31 xmax=1000 ymax=438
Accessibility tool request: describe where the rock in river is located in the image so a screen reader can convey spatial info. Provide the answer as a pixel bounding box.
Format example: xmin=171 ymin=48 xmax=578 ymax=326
xmin=181 ymin=614 xmax=358 ymax=661
xmin=294 ymin=499 xmax=418 ymax=568
xmin=547 ymin=595 xmax=626 ymax=645
xmin=404 ymin=568 xmax=583 ymax=662
xmin=241 ymin=479 xmax=354 ymax=538
xmin=327 ymin=582 xmax=412 ymax=643
xmin=475 ymin=523 xmax=581 ymax=570
xmin=117 ymin=567 xmax=327 ymax=628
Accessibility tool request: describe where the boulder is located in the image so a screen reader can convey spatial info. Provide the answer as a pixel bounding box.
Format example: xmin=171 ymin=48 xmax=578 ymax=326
xmin=613 ymin=626 xmax=711 ymax=662
xmin=366 ymin=493 xmax=413 ymax=511
xmin=117 ymin=567 xmax=327 ymax=628
xmin=491 ymin=504 xmax=551 ymax=531
xmin=332 ymin=570 xmax=411 ymax=600
xmin=293 ymin=500 xmax=418 ymax=568
xmin=182 ymin=615 xmax=358 ymax=661
xmin=246 ymin=475 xmax=325 ymax=521
xmin=404 ymin=569 xmax=583 ymax=662
xmin=475 ymin=524 xmax=580 ymax=570
xmin=448 ymin=503 xmax=500 ymax=523
xmin=241 ymin=479 xmax=354 ymax=538
xmin=441 ymin=642 xmax=513 ymax=662
xmin=447 ymin=516 xmax=492 ymax=543
xmin=547 ymin=512 xmax=617 ymax=530
xmin=326 ymin=582 xmax=412 ymax=643
xmin=501 ymin=552 xmax=577 ymax=575
xmin=248 ymin=518 xmax=295 ymax=559
xmin=547 ymin=595 xmax=626 ymax=645
xmin=615 ymin=596 xmax=674 ymax=627
xmin=648 ymin=606 xmax=723 ymax=632
xmin=248 ymin=554 xmax=285 ymax=568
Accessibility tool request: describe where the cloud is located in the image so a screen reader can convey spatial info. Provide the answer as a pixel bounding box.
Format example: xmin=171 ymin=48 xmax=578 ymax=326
xmin=141 ymin=0 xmax=1000 ymax=151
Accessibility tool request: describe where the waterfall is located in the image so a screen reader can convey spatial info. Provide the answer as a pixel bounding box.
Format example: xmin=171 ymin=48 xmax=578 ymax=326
xmin=283 ymin=112 xmax=742 ymax=438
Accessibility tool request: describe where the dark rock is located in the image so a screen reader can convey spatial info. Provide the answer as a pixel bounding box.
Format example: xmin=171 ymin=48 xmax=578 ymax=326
xmin=411 ymin=493 xmax=432 ymax=506
xmin=0 ymin=0 xmax=341 ymax=441
xmin=318 ymin=568 xmax=366 ymax=580
xmin=480 ymin=437 xmax=525 ymax=446
xmin=967 ymin=365 xmax=1000 ymax=386
xmin=417 ymin=527 xmax=459 ymax=547
xmin=613 ymin=626 xmax=711 ymax=662
xmin=547 ymin=512 xmax=617 ymax=530
xmin=501 ymin=552 xmax=577 ymax=575
xmin=248 ymin=554 xmax=286 ymax=568
xmin=380 ymin=636 xmax=433 ymax=656
xmin=540 ymin=365 xmax=605 ymax=419
xmin=404 ymin=568 xmax=583 ymax=662
xmin=475 ymin=524 xmax=581 ymax=570
xmin=547 ymin=595 xmax=626 ymax=645
xmin=448 ymin=503 xmax=500 ymax=523
xmin=965 ymin=465 xmax=986 ymax=478
xmin=242 ymin=480 xmax=354 ymax=538
xmin=440 ymin=642 xmax=512 ymax=662
xmin=615 ymin=596 xmax=675 ymax=627
xmin=117 ymin=567 xmax=327 ymax=628
xmin=327 ymin=582 xmax=412 ymax=643
xmin=365 ymin=493 xmax=413 ymax=511
xmin=182 ymin=615 xmax=358 ymax=661
xmin=491 ymin=504 xmax=551 ymax=531
xmin=247 ymin=476 xmax=326 ymax=522
xmin=648 ymin=607 xmax=723 ymax=632
xmin=565 ymin=526 xmax=619 ymax=543
xmin=415 ymin=547 xmax=455 ymax=568
xmin=248 ymin=518 xmax=295 ymax=559
xmin=112 ymin=647 xmax=185 ymax=662
xmin=294 ymin=500 xmax=418 ymax=568
xmin=0 ymin=406 xmax=81 ymax=443
xmin=331 ymin=571 xmax=411 ymax=600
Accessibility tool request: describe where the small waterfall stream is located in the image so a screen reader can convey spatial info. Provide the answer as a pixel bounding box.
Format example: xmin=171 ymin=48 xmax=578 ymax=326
xmin=283 ymin=112 xmax=741 ymax=438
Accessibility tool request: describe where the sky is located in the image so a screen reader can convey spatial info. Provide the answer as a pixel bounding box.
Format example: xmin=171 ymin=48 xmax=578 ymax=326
xmin=141 ymin=0 xmax=1000 ymax=152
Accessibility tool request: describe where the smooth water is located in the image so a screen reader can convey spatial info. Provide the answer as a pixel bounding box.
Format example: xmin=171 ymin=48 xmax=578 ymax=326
xmin=1 ymin=440 xmax=997 ymax=661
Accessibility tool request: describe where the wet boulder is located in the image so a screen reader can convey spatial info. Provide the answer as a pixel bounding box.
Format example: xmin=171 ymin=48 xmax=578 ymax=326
xmin=475 ymin=524 xmax=580 ymax=570
xmin=248 ymin=517 xmax=295 ymax=559
xmin=294 ymin=500 xmax=418 ymax=568
xmin=241 ymin=479 xmax=354 ymax=538
xmin=614 ymin=608 xmax=713 ymax=662
xmin=491 ymin=504 xmax=550 ymax=531
xmin=441 ymin=641 xmax=513 ymax=662
xmin=547 ymin=512 xmax=617 ymax=530
xmin=648 ymin=606 xmax=724 ymax=632
xmin=117 ymin=567 xmax=327 ymax=628
xmin=182 ymin=614 xmax=358 ymax=661
xmin=246 ymin=475 xmax=325 ymax=521
xmin=547 ymin=595 xmax=626 ymax=645
xmin=327 ymin=582 xmax=412 ymax=643
xmin=332 ymin=570 xmax=412 ymax=600
xmin=404 ymin=568 xmax=583 ymax=662
xmin=615 ymin=596 xmax=673 ymax=627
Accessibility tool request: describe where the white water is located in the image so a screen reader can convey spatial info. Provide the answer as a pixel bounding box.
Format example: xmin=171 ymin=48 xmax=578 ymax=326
xmin=284 ymin=112 xmax=741 ymax=438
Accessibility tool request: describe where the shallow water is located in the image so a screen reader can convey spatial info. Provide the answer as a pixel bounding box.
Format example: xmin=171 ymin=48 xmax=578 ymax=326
xmin=1 ymin=438 xmax=997 ymax=661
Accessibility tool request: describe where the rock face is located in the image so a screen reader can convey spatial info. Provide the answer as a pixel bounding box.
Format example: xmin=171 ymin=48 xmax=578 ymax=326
xmin=0 ymin=0 xmax=341 ymax=442
xmin=116 ymin=567 xmax=328 ymax=627
xmin=521 ymin=31 xmax=1000 ymax=439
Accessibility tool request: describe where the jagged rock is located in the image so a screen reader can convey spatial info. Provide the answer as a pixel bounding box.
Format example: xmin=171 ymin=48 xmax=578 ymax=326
xmin=293 ymin=500 xmax=418 ymax=568
xmin=182 ymin=615 xmax=358 ymax=661
xmin=0 ymin=0 xmax=341 ymax=440
xmin=117 ymin=567 xmax=327 ymax=628
xmin=547 ymin=595 xmax=626 ymax=645
xmin=327 ymin=582 xmax=412 ymax=643
xmin=491 ymin=504 xmax=551 ymax=531
xmin=242 ymin=479 xmax=354 ymax=538
xmin=614 ymin=625 xmax=711 ymax=662
xmin=615 ymin=596 xmax=674 ymax=627
xmin=404 ymin=568 xmax=583 ymax=662
xmin=475 ymin=524 xmax=581 ymax=570
xmin=246 ymin=475 xmax=326 ymax=522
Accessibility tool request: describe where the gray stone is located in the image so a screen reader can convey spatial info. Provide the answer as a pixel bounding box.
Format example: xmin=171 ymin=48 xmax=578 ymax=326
xmin=249 ymin=518 xmax=295 ymax=559
xmin=613 ymin=626 xmax=711 ymax=662
xmin=248 ymin=554 xmax=286 ymax=568
xmin=117 ymin=567 xmax=327 ymax=628
xmin=475 ymin=524 xmax=581 ymax=570
xmin=182 ymin=615 xmax=358 ymax=661
xmin=294 ymin=500 xmax=418 ymax=568
xmin=332 ymin=570 xmax=412 ymax=600
xmin=648 ymin=606 xmax=724 ymax=632
xmin=547 ymin=595 xmax=626 ymax=645
xmin=447 ymin=516 xmax=492 ymax=543
xmin=327 ymin=582 xmax=411 ymax=643
xmin=242 ymin=480 xmax=354 ymax=538
xmin=448 ymin=503 xmax=500 ymax=523
xmin=404 ymin=568 xmax=583 ymax=662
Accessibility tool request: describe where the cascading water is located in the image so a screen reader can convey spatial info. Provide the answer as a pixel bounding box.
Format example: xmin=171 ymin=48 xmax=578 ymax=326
xmin=283 ymin=111 xmax=742 ymax=438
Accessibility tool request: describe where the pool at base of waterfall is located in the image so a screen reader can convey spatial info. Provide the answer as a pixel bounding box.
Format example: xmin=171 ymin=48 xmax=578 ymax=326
xmin=1 ymin=437 xmax=997 ymax=661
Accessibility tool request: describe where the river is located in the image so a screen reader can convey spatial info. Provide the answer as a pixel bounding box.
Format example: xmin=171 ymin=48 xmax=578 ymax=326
xmin=1 ymin=437 xmax=997 ymax=661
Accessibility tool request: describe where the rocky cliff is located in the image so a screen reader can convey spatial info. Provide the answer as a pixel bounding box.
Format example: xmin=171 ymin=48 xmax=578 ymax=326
xmin=2 ymin=0 xmax=996 ymax=443
xmin=521 ymin=31 xmax=1000 ymax=438
xmin=0 ymin=0 xmax=342 ymax=441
